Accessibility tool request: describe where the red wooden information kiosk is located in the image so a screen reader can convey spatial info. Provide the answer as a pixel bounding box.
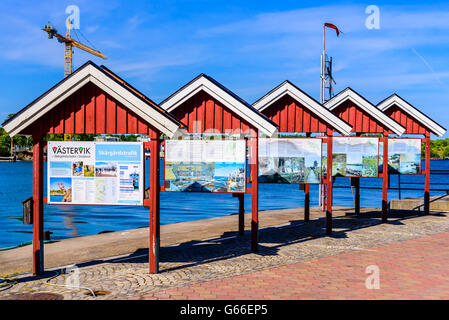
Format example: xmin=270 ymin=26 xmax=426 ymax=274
xmin=377 ymin=94 xmax=447 ymax=215
xmin=160 ymin=73 xmax=278 ymax=254
xmin=253 ymin=80 xmax=352 ymax=234
xmin=2 ymin=61 xmax=185 ymax=275
xmin=324 ymin=88 xmax=406 ymax=222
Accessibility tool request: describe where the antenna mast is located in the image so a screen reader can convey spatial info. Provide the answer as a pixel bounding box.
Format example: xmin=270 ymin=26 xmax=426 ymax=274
xmin=320 ymin=22 xmax=341 ymax=208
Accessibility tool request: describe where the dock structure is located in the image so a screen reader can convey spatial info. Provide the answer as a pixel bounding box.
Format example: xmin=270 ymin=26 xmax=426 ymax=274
xmin=253 ymin=80 xmax=352 ymax=234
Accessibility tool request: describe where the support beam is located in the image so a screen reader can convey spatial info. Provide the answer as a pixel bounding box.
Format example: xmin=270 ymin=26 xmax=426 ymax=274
xmin=32 ymin=130 xmax=44 ymax=276
xmin=382 ymin=136 xmax=389 ymax=222
xmin=149 ymin=137 xmax=161 ymax=274
xmin=354 ymin=133 xmax=361 ymax=215
xmin=424 ymin=133 xmax=430 ymax=215
xmin=326 ymin=135 xmax=333 ymax=235
xmin=304 ymin=184 xmax=310 ymax=222
xmin=355 ymin=177 xmax=360 ymax=215
xmin=250 ymin=129 xmax=259 ymax=251
xmin=238 ymin=193 xmax=244 ymax=236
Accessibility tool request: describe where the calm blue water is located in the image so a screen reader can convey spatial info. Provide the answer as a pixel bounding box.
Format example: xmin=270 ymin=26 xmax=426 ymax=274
xmin=0 ymin=159 xmax=448 ymax=248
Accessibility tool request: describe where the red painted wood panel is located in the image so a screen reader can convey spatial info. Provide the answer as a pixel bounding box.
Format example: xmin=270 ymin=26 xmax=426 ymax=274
xmin=205 ymin=98 xmax=214 ymax=131
xmin=383 ymin=104 xmax=429 ymax=135
xmin=172 ymin=90 xmax=254 ymax=134
xmin=85 ymin=83 xmax=95 ymax=133
xmin=28 ymin=82 xmax=160 ymax=136
xmin=116 ymin=104 xmax=127 ymax=133
xmin=106 ymin=95 xmax=116 ymax=134
xmin=95 ymin=88 xmax=106 ymax=133
xmin=74 ymin=87 xmax=85 ymax=134
xmin=214 ymin=102 xmax=223 ymax=132
xmin=332 ymin=100 xmax=390 ymax=134
xmin=138 ymin=117 xmax=148 ymax=135
xmin=223 ymin=108 xmax=232 ymax=132
xmin=48 ymin=109 xmax=54 ymax=134
xmin=127 ymin=111 xmax=138 ymax=134
xmin=303 ymin=109 xmax=311 ymax=132
xmin=288 ymin=102 xmax=296 ymax=132
xmin=260 ymin=95 xmax=337 ymax=133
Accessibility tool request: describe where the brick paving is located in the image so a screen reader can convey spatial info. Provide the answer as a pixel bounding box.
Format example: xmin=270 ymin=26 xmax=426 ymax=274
xmin=1 ymin=209 xmax=449 ymax=300
xmin=139 ymin=231 xmax=449 ymax=300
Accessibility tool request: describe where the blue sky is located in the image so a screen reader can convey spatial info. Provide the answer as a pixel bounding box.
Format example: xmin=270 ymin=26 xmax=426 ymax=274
xmin=1 ymin=0 xmax=448 ymax=137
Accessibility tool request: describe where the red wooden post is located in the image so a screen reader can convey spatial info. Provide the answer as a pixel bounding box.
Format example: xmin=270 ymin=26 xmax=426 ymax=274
xmin=149 ymin=137 xmax=161 ymax=274
xmin=304 ymin=184 xmax=310 ymax=222
xmin=354 ymin=133 xmax=361 ymax=215
xmin=251 ymin=129 xmax=259 ymax=251
xmin=326 ymin=135 xmax=333 ymax=235
xmin=382 ymin=136 xmax=389 ymax=222
xmin=32 ymin=130 xmax=44 ymax=275
xmin=303 ymin=133 xmax=310 ymax=221
xmin=238 ymin=193 xmax=244 ymax=236
xmin=355 ymin=177 xmax=360 ymax=215
xmin=424 ymin=133 xmax=430 ymax=215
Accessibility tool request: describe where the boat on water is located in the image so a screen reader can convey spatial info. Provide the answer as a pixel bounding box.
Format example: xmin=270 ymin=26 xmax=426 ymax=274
xmin=0 ymin=156 xmax=16 ymax=162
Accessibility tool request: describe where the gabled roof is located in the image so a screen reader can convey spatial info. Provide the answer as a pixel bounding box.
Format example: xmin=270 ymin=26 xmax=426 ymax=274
xmin=160 ymin=74 xmax=278 ymax=137
xmin=252 ymin=80 xmax=353 ymax=135
xmin=2 ymin=61 xmax=185 ymax=138
xmin=324 ymin=87 xmax=406 ymax=136
xmin=377 ymin=94 xmax=446 ymax=137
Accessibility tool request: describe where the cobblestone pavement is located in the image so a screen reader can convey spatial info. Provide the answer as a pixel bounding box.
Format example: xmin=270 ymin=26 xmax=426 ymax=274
xmin=1 ymin=210 xmax=449 ymax=300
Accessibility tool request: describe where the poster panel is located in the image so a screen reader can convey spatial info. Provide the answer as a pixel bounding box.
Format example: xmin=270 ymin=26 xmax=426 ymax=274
xmin=387 ymin=139 xmax=422 ymax=174
xmin=258 ymin=138 xmax=322 ymax=184
xmin=48 ymin=141 xmax=144 ymax=205
xmin=332 ymin=137 xmax=379 ymax=177
xmin=164 ymin=140 xmax=246 ymax=193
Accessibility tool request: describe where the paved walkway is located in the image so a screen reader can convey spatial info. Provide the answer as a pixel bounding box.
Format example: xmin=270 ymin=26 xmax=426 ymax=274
xmin=0 ymin=206 xmax=355 ymax=276
xmin=1 ymin=209 xmax=448 ymax=300
xmin=139 ymin=231 xmax=449 ymax=300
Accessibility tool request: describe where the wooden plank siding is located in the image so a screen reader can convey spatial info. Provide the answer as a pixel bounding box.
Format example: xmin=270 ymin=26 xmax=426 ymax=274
xmin=170 ymin=90 xmax=255 ymax=134
xmin=260 ymin=95 xmax=336 ymax=134
xmin=30 ymin=82 xmax=160 ymax=137
xmin=383 ymin=104 xmax=430 ymax=136
xmin=332 ymin=100 xmax=392 ymax=135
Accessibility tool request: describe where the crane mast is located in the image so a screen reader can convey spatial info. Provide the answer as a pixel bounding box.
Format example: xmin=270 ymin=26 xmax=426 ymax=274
xmin=42 ymin=19 xmax=107 ymax=77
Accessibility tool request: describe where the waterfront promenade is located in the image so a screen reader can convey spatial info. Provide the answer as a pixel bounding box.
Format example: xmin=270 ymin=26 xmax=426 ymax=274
xmin=1 ymin=206 xmax=448 ymax=300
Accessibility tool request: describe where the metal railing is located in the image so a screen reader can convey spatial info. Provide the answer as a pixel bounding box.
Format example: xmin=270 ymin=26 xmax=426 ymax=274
xmin=333 ymin=170 xmax=449 ymax=198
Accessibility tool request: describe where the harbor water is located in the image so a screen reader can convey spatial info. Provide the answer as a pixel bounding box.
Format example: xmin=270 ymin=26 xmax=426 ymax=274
xmin=0 ymin=160 xmax=448 ymax=248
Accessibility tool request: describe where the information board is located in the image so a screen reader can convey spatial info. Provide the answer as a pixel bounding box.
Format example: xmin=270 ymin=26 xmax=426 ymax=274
xmin=387 ymin=139 xmax=422 ymax=174
xmin=258 ymin=138 xmax=322 ymax=184
xmin=332 ymin=137 xmax=379 ymax=177
xmin=164 ymin=140 xmax=246 ymax=193
xmin=48 ymin=141 xmax=144 ymax=205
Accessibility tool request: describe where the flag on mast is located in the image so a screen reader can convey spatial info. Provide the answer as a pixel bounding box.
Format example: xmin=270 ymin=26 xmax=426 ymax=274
xmin=324 ymin=23 xmax=342 ymax=36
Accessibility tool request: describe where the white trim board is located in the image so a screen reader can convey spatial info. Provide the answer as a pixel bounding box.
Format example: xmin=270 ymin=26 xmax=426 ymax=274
xmin=377 ymin=94 xmax=446 ymax=137
xmin=3 ymin=62 xmax=183 ymax=138
xmin=253 ymin=81 xmax=352 ymax=136
xmin=160 ymin=75 xmax=278 ymax=137
xmin=324 ymin=88 xmax=405 ymax=136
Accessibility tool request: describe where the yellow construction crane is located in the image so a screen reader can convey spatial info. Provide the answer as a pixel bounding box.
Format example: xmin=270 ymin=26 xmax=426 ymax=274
xmin=42 ymin=19 xmax=107 ymax=77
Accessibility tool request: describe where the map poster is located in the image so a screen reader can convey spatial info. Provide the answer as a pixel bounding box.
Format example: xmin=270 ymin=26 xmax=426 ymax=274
xmin=164 ymin=140 xmax=246 ymax=193
xmin=258 ymin=138 xmax=322 ymax=184
xmin=387 ymin=139 xmax=422 ymax=174
xmin=332 ymin=137 xmax=379 ymax=177
xmin=47 ymin=141 xmax=143 ymax=205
